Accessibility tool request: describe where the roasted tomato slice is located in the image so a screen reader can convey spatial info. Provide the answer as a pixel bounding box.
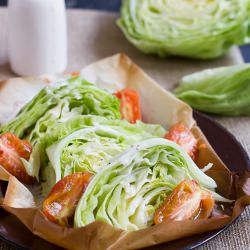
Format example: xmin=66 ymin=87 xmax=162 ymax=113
xmin=154 ymin=180 xmax=214 ymax=224
xmin=43 ymin=172 xmax=92 ymax=227
xmin=164 ymin=123 xmax=197 ymax=160
xmin=0 ymin=133 xmax=34 ymax=184
xmin=114 ymin=88 xmax=142 ymax=124
xmin=70 ymin=71 xmax=80 ymax=77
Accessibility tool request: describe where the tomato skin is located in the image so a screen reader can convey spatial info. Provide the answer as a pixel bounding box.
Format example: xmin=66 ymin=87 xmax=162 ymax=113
xmin=0 ymin=133 xmax=34 ymax=184
xmin=198 ymin=191 xmax=215 ymax=219
xmin=43 ymin=172 xmax=92 ymax=227
xmin=70 ymin=71 xmax=80 ymax=77
xmin=164 ymin=123 xmax=197 ymax=160
xmin=114 ymin=88 xmax=142 ymax=124
xmin=154 ymin=180 xmax=214 ymax=224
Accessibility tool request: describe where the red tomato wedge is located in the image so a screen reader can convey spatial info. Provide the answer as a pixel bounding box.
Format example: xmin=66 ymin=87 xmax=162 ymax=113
xmin=114 ymin=88 xmax=142 ymax=124
xmin=70 ymin=71 xmax=80 ymax=77
xmin=164 ymin=123 xmax=198 ymax=160
xmin=43 ymin=172 xmax=92 ymax=227
xmin=154 ymin=180 xmax=214 ymax=224
xmin=0 ymin=133 xmax=34 ymax=184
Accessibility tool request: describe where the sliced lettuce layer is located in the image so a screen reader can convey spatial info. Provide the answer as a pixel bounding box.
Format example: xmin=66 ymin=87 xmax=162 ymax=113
xmin=75 ymin=138 xmax=217 ymax=231
xmin=0 ymin=77 xmax=120 ymax=144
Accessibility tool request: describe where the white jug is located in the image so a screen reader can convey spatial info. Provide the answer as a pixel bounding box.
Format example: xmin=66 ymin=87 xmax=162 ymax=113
xmin=8 ymin=0 xmax=67 ymax=76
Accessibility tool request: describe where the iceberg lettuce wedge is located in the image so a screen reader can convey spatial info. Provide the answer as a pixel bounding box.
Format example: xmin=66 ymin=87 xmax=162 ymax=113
xmin=75 ymin=138 xmax=217 ymax=231
xmin=28 ymin=115 xmax=165 ymax=195
xmin=0 ymin=77 xmax=121 ymax=144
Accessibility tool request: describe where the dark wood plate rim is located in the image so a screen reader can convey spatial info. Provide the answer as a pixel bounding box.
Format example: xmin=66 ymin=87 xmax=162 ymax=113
xmin=0 ymin=111 xmax=249 ymax=250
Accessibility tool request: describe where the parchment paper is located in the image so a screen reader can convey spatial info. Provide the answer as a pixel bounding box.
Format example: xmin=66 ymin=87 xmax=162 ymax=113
xmin=0 ymin=54 xmax=249 ymax=250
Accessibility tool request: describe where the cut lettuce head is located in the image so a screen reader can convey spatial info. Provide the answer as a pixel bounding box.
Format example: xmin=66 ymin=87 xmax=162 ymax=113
xmin=26 ymin=115 xmax=166 ymax=196
xmin=118 ymin=0 xmax=250 ymax=59
xmin=0 ymin=77 xmax=121 ymax=144
xmin=74 ymin=138 xmax=217 ymax=231
xmin=175 ymin=64 xmax=250 ymax=116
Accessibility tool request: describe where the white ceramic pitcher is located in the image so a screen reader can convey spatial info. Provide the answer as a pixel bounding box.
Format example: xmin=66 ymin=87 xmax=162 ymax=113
xmin=8 ymin=0 xmax=67 ymax=76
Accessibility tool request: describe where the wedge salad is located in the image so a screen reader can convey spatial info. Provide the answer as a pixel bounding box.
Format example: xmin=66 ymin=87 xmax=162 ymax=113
xmin=0 ymin=77 xmax=232 ymax=231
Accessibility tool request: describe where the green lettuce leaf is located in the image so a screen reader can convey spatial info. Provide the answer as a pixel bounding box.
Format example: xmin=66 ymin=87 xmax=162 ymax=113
xmin=118 ymin=0 xmax=250 ymax=59
xmin=0 ymin=77 xmax=121 ymax=144
xmin=74 ymin=138 xmax=217 ymax=231
xmin=175 ymin=64 xmax=250 ymax=116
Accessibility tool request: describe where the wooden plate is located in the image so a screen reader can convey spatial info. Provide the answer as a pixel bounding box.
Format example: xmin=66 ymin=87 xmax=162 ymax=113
xmin=0 ymin=111 xmax=249 ymax=250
